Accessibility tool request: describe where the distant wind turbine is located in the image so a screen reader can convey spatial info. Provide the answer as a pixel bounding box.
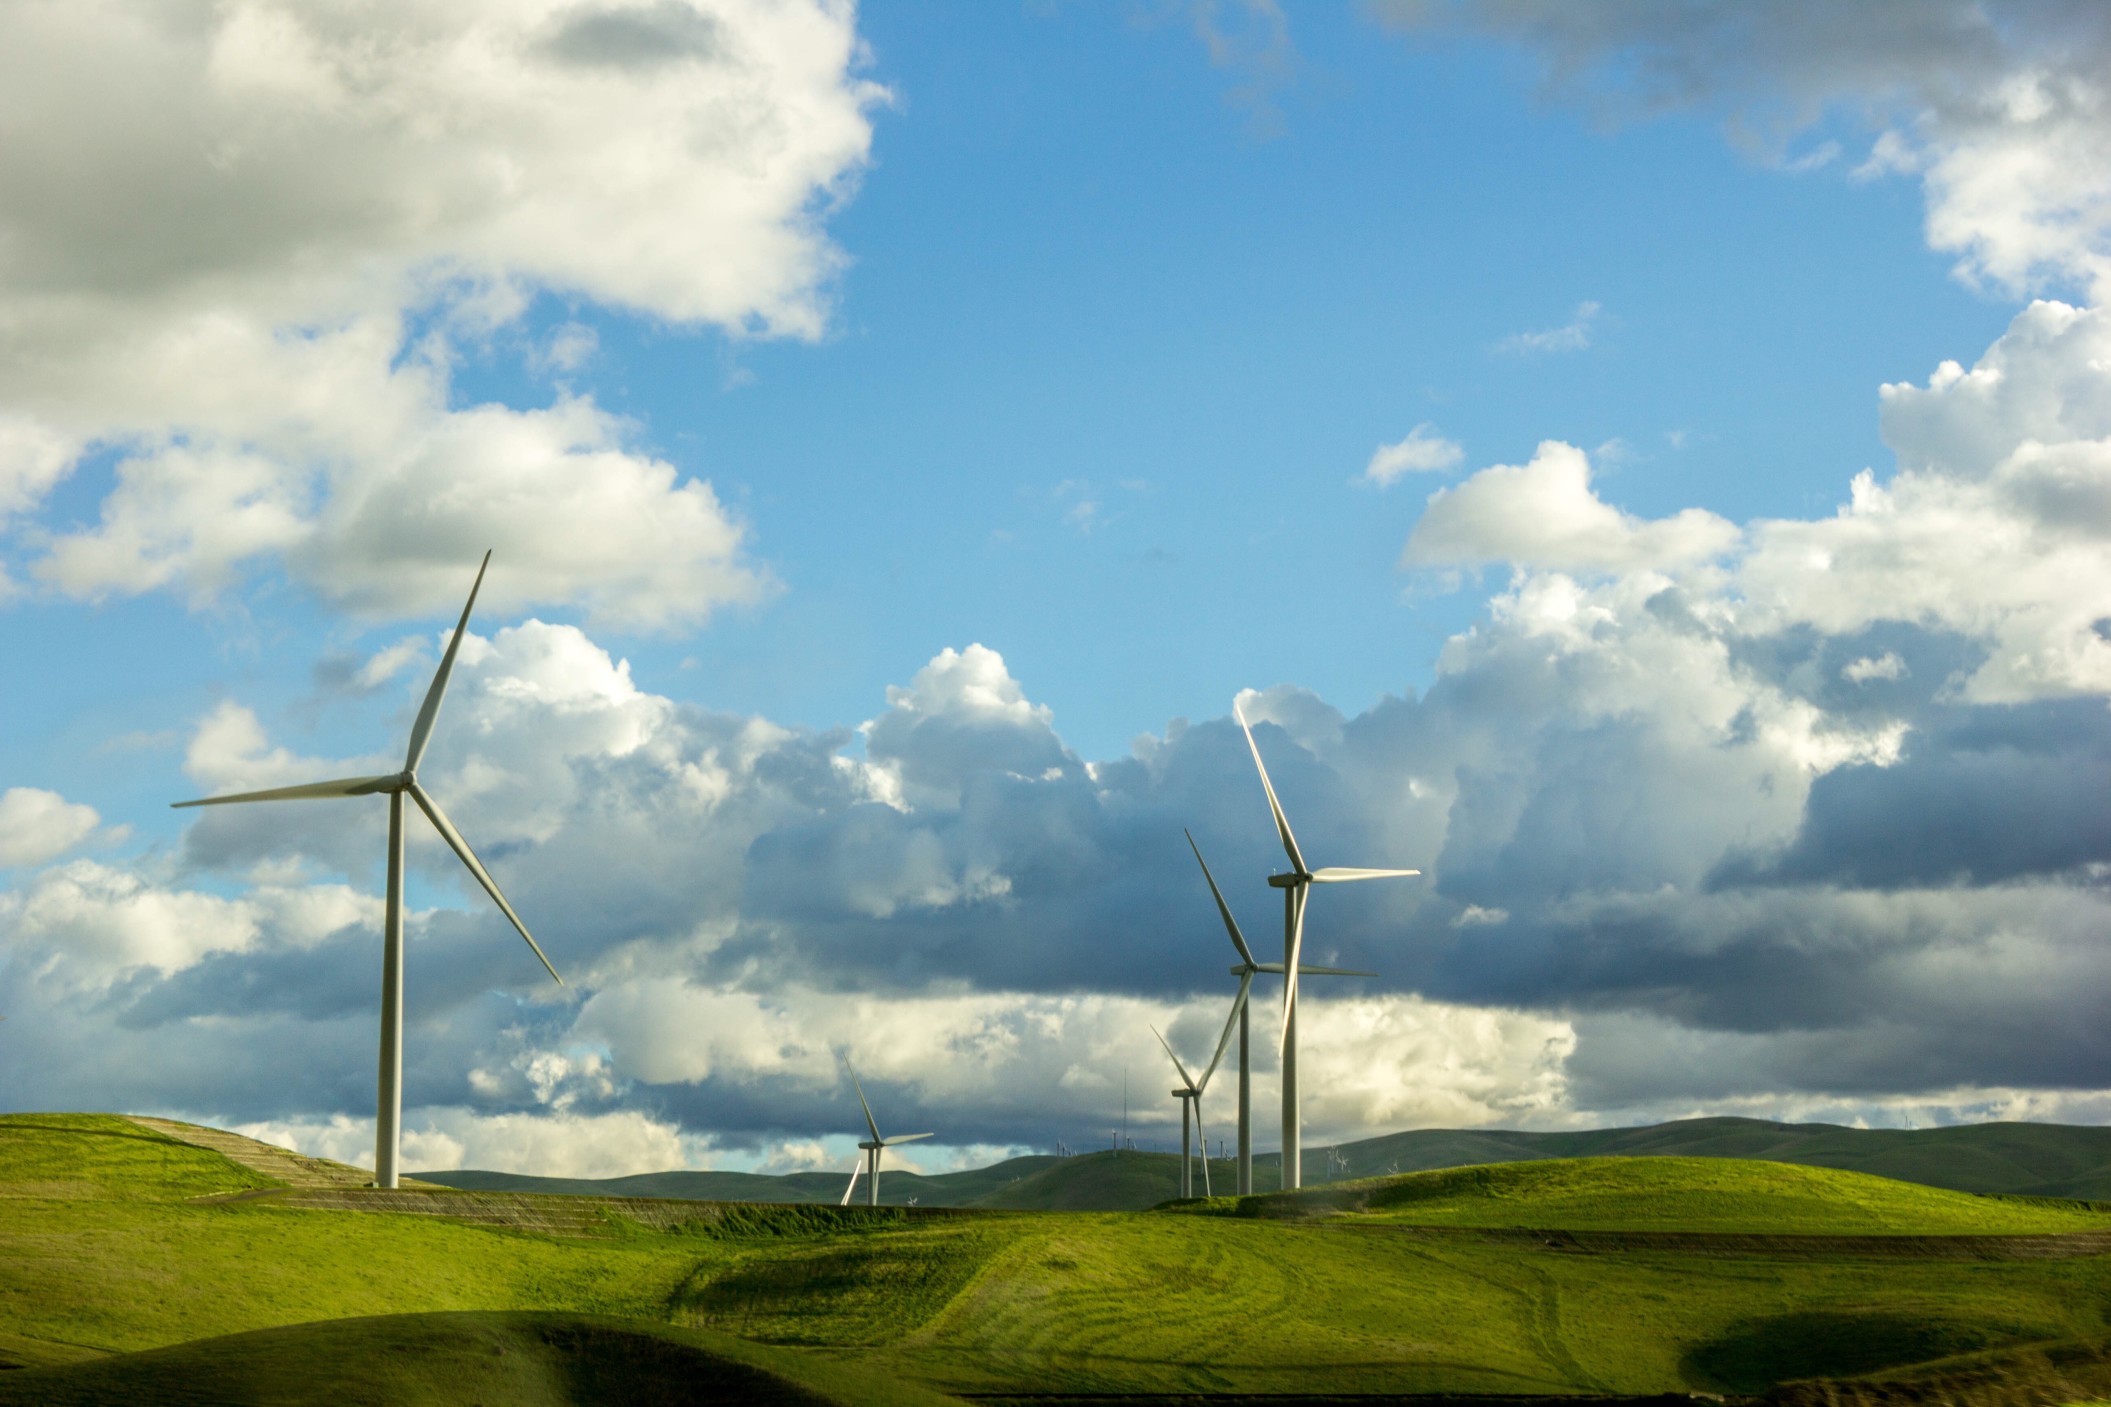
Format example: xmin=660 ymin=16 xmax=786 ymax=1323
xmin=838 ymin=1058 xmax=931 ymax=1208
xmin=1234 ymin=703 xmax=1418 ymax=1191
xmin=1150 ymin=999 xmax=1240 ymax=1199
xmin=173 ymin=552 xmax=560 ymax=1190
xmin=1185 ymin=829 xmax=1370 ymax=1195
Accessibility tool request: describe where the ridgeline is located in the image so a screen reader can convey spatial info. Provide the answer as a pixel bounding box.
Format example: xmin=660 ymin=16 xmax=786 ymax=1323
xmin=417 ymin=1114 xmax=2111 ymax=1210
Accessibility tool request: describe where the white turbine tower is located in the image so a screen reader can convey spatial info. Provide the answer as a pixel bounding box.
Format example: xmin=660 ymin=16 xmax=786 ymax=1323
xmin=1185 ymin=830 xmax=1371 ymax=1195
xmin=1234 ymin=703 xmax=1418 ymax=1191
xmin=173 ymin=552 xmax=561 ymax=1190
xmin=838 ymin=1059 xmax=931 ymax=1208
xmin=1150 ymin=986 xmax=1246 ymax=1199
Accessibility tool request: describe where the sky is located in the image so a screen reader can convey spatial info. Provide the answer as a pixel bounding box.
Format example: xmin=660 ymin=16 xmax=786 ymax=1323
xmin=1 ymin=0 xmax=2108 ymax=1179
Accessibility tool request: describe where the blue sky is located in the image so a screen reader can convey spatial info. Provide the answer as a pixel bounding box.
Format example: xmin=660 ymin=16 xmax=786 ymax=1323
xmin=2 ymin=2 xmax=2107 ymax=1177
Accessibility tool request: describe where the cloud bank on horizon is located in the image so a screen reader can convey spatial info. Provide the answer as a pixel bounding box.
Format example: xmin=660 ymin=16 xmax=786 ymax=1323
xmin=2 ymin=1 xmax=2109 ymax=1178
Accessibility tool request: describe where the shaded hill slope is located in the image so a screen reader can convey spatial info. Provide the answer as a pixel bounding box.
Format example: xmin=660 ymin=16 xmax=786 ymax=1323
xmin=418 ymin=1115 xmax=2111 ymax=1210
xmin=0 ymin=1311 xmax=957 ymax=1407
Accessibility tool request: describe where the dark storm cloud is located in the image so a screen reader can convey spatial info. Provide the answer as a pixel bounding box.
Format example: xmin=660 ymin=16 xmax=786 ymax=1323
xmin=1718 ymin=697 xmax=2111 ymax=889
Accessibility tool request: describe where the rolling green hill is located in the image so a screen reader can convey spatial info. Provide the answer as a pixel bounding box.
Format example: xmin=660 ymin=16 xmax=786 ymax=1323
xmin=418 ymin=1114 xmax=2111 ymax=1211
xmin=1197 ymin=1155 xmax=2111 ymax=1234
xmin=7 ymin=1112 xmax=2111 ymax=1404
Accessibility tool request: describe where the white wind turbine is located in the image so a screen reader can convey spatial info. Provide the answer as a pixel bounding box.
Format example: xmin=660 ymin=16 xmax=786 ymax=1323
xmin=1234 ymin=703 xmax=1418 ymax=1191
xmin=1185 ymin=829 xmax=1371 ymax=1195
xmin=838 ymin=1058 xmax=931 ymax=1208
xmin=1149 ymin=1000 xmax=1240 ymax=1200
xmin=173 ymin=552 xmax=560 ymax=1190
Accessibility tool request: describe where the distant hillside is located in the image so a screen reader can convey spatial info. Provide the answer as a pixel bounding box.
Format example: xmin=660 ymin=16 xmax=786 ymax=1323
xmin=417 ymin=1115 xmax=2111 ymax=1211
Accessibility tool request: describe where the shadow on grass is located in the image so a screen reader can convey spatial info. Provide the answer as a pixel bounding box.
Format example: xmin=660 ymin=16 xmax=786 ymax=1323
xmin=1683 ymin=1308 xmax=2021 ymax=1393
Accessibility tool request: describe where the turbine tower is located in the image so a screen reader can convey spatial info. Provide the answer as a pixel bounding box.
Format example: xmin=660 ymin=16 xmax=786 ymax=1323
xmin=1186 ymin=830 xmax=1371 ymax=1195
xmin=1234 ymin=703 xmax=1418 ymax=1191
xmin=1150 ymin=1000 xmax=1239 ymax=1199
xmin=173 ymin=552 xmax=561 ymax=1190
xmin=838 ymin=1058 xmax=931 ymax=1208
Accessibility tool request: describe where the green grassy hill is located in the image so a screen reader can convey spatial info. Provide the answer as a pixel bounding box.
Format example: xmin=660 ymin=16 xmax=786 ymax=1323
xmin=1325 ymin=1116 xmax=2111 ymax=1200
xmin=1201 ymin=1155 xmax=2111 ymax=1234
xmin=7 ymin=1112 xmax=2111 ymax=1404
xmin=417 ymin=1114 xmax=2111 ymax=1211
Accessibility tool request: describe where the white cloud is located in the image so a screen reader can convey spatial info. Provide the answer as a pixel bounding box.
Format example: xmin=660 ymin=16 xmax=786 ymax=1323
xmin=1404 ymin=440 xmax=1740 ymax=574
xmin=0 ymin=787 xmax=100 ymax=868
xmin=235 ymin=1106 xmax=707 ymax=1178
xmin=0 ymin=0 xmax=879 ymax=622
xmin=1360 ymin=423 xmax=1464 ymax=486
xmin=1496 ymin=300 xmax=1600 ymax=355
xmin=0 ymin=860 xmax=371 ymax=996
xmin=861 ymin=644 xmax=1072 ymax=808
xmin=1842 ymin=651 xmax=1906 ymax=683
xmin=353 ymin=638 xmax=429 ymax=692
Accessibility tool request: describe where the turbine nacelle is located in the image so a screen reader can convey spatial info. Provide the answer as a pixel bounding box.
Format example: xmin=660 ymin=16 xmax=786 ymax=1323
xmin=1232 ymin=963 xmax=1376 ymax=977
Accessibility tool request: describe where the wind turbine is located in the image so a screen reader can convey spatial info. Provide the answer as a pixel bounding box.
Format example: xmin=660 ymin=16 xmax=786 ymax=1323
xmin=1185 ymin=829 xmax=1371 ymax=1195
xmin=1233 ymin=703 xmax=1418 ymax=1191
xmin=839 ymin=1058 xmax=931 ymax=1208
xmin=1150 ymin=998 xmax=1240 ymax=1199
xmin=173 ymin=552 xmax=560 ymax=1190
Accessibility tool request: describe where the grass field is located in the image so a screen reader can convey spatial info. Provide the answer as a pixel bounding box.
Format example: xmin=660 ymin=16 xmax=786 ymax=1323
xmin=4 ymin=1112 xmax=2110 ymax=1404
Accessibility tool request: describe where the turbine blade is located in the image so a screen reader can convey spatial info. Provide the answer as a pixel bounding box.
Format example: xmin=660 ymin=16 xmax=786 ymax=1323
xmin=1295 ymin=965 xmax=1377 ymax=978
xmin=403 ymin=551 xmax=491 ymax=775
xmin=1151 ymin=1025 xmax=1198 ymax=1092
xmin=1278 ymin=886 xmax=1306 ymax=1057
xmin=173 ymin=773 xmax=401 ymax=808
xmin=1310 ymin=867 xmax=1421 ymax=883
xmin=1199 ymin=972 xmax=1250 ymax=1092
xmin=845 ymin=1060 xmax=883 ymax=1144
xmin=840 ymin=1156 xmax=862 ymax=1207
xmin=407 ymin=781 xmax=562 ymax=986
xmin=885 ymin=1132 xmax=934 ymax=1144
xmin=1185 ymin=830 xmax=1256 ymax=967
xmin=1235 ymin=703 xmax=1306 ymax=875
xmin=1195 ymin=1104 xmax=1212 ymax=1198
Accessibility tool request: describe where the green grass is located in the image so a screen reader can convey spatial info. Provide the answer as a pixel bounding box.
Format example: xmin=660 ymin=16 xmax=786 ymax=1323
xmin=5 ymin=1113 xmax=2111 ymax=1402
xmin=0 ymin=1114 xmax=276 ymax=1202
xmin=1208 ymin=1156 xmax=2111 ymax=1235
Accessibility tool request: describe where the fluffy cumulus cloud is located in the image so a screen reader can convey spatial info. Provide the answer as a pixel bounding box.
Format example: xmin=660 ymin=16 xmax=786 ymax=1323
xmin=0 ymin=0 xmax=880 ymax=622
xmin=0 ymin=788 xmax=101 ymax=868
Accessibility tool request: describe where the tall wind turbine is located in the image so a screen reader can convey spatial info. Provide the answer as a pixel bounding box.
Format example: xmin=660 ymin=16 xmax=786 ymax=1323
xmin=839 ymin=1058 xmax=931 ymax=1208
xmin=173 ymin=552 xmax=560 ymax=1190
xmin=1186 ymin=829 xmax=1370 ymax=1195
xmin=1234 ymin=703 xmax=1418 ymax=1191
xmin=1150 ymin=997 xmax=1240 ymax=1199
